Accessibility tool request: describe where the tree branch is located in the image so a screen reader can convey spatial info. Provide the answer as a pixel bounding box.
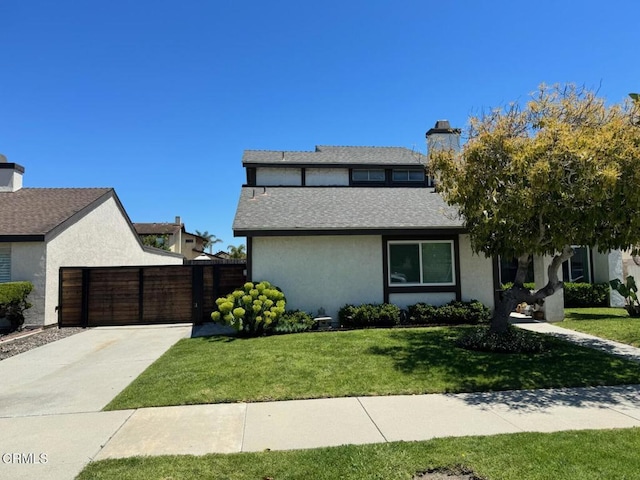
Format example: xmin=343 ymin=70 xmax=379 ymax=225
xmin=513 ymin=254 xmax=531 ymax=287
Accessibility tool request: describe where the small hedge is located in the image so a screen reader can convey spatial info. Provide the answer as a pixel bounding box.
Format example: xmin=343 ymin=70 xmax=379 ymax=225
xmin=406 ymin=300 xmax=491 ymax=325
xmin=564 ymin=282 xmax=609 ymax=308
xmin=339 ymin=300 xmax=491 ymax=328
xmin=501 ymin=282 xmax=609 ymax=308
xmin=0 ymin=281 xmax=34 ymax=332
xmin=338 ymin=303 xmax=401 ymax=328
xmin=274 ymin=310 xmax=316 ymax=334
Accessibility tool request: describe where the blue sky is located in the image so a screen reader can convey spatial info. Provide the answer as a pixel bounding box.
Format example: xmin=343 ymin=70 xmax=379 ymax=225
xmin=1 ymin=0 xmax=638 ymax=248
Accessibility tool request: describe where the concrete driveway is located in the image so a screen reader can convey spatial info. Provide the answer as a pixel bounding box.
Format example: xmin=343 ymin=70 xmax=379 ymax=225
xmin=0 ymin=324 xmax=190 ymax=480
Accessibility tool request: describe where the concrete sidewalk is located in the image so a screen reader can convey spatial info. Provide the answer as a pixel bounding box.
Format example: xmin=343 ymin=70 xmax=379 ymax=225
xmin=92 ymin=384 xmax=640 ymax=460
xmin=514 ymin=320 xmax=640 ymax=363
xmin=2 ymin=321 xmax=640 ymax=480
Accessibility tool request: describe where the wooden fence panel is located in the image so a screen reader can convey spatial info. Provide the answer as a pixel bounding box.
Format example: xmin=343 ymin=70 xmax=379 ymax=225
xmin=58 ymin=264 xmax=246 ymax=327
xmin=58 ymin=269 xmax=84 ymax=327
xmin=142 ymin=266 xmax=193 ymax=323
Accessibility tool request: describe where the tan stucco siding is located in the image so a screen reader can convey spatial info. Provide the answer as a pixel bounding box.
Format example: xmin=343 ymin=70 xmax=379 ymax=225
xmin=251 ymin=235 xmax=383 ymax=320
xmin=458 ymin=234 xmax=495 ymax=310
xmin=39 ymin=196 xmax=182 ymax=326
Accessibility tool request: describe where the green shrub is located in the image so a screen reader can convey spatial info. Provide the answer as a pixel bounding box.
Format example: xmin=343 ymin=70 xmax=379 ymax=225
xmin=405 ymin=303 xmax=437 ymax=324
xmin=564 ymin=282 xmax=609 ymax=307
xmin=274 ymin=310 xmax=316 ymax=334
xmin=434 ymin=300 xmax=491 ymax=325
xmin=406 ymin=300 xmax=491 ymax=325
xmin=211 ymin=281 xmax=286 ymax=336
xmin=0 ymin=281 xmax=34 ymax=332
xmin=501 ymin=282 xmax=609 ymax=308
xmin=456 ymin=326 xmax=548 ymax=353
xmin=501 ymin=282 xmax=536 ymax=291
xmin=339 ymin=303 xmax=401 ymax=328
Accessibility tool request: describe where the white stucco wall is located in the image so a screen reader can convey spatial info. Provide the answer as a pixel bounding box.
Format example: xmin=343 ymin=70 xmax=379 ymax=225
xmin=388 ymin=292 xmax=456 ymax=309
xmin=251 ymin=235 xmax=383 ymax=321
xmin=256 ymin=167 xmax=302 ymax=186
xmin=457 ymin=234 xmax=496 ymax=310
xmin=305 ymin=168 xmax=349 ymax=186
xmin=593 ymin=248 xmax=624 ymax=307
xmin=36 ymin=196 xmax=182 ymax=326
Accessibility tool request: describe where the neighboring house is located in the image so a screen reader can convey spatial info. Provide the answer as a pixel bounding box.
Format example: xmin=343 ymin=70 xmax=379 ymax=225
xmin=232 ymin=122 xmax=624 ymax=321
xmin=0 ymin=160 xmax=183 ymax=327
xmin=133 ymin=217 xmax=206 ymax=260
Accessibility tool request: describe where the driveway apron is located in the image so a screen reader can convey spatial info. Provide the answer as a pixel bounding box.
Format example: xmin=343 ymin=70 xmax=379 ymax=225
xmin=0 ymin=324 xmax=190 ymax=480
xmin=0 ymin=324 xmax=191 ymax=417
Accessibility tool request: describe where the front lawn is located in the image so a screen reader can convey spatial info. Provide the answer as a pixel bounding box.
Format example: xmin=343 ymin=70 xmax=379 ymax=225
xmin=78 ymin=428 xmax=640 ymax=480
xmin=563 ymin=307 xmax=640 ymax=347
xmin=105 ymin=327 xmax=640 ymax=410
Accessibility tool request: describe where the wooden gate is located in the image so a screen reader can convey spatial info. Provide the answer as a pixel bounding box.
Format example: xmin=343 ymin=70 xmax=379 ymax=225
xmin=58 ymin=263 xmax=246 ymax=327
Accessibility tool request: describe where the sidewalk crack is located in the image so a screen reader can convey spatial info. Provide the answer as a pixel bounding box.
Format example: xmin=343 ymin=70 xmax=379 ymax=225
xmin=356 ymin=397 xmax=388 ymax=442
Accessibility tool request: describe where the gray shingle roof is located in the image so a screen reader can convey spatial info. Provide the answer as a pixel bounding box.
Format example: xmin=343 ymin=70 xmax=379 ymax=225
xmin=233 ymin=187 xmax=462 ymax=233
xmin=0 ymin=188 xmax=112 ymax=237
xmin=242 ymin=146 xmax=426 ymax=166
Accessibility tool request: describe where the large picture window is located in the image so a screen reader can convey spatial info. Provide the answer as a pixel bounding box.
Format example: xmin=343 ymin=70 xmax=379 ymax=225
xmin=388 ymin=240 xmax=455 ymax=285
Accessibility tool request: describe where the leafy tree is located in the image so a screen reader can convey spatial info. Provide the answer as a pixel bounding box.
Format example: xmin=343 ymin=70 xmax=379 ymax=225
xmin=195 ymin=230 xmax=222 ymax=253
xmin=227 ymin=243 xmax=247 ymax=259
xmin=429 ymin=84 xmax=640 ymax=333
xmin=140 ymin=234 xmax=170 ymax=251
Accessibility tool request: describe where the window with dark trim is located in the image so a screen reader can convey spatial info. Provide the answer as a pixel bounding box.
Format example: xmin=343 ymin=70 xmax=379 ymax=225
xmin=0 ymin=246 xmax=10 ymax=283
xmin=563 ymin=246 xmax=591 ymax=283
xmin=392 ymin=169 xmax=425 ymax=182
xmin=352 ymin=169 xmax=385 ymax=182
xmin=388 ymin=240 xmax=455 ymax=286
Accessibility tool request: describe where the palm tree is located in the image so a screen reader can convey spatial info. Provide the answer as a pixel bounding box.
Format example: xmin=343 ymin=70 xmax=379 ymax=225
xmin=195 ymin=230 xmax=222 ymax=254
xmin=227 ymin=243 xmax=247 ymax=259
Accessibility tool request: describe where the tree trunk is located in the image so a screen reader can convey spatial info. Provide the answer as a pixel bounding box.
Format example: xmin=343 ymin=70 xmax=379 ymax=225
xmin=490 ymin=246 xmax=574 ymax=334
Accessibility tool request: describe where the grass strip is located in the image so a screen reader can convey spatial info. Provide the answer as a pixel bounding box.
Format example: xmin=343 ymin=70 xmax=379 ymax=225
xmin=562 ymin=307 xmax=640 ymax=347
xmin=78 ymin=427 xmax=640 ymax=480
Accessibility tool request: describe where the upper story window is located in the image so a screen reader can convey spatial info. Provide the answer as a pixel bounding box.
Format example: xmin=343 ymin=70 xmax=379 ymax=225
xmin=352 ymin=169 xmax=385 ymax=182
xmin=392 ymin=169 xmax=425 ymax=182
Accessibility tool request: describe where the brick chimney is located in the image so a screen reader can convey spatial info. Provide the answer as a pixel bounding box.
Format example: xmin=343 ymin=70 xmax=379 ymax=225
xmin=0 ymin=155 xmax=24 ymax=192
xmin=426 ymin=120 xmax=461 ymax=155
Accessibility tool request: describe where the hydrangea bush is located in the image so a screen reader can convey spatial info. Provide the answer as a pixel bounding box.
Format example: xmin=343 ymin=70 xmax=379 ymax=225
xmin=211 ymin=281 xmax=287 ymax=335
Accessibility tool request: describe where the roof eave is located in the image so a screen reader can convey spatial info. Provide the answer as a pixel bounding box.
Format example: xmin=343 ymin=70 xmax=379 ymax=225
xmin=234 ymin=227 xmax=466 ymax=237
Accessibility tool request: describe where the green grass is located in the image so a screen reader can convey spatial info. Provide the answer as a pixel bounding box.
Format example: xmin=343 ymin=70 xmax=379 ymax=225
xmin=78 ymin=428 xmax=640 ymax=479
xmin=105 ymin=327 xmax=640 ymax=410
xmin=563 ymin=307 xmax=640 ymax=347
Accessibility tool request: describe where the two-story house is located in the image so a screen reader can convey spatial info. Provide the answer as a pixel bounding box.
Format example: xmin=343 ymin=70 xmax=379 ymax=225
xmin=233 ymin=122 xmax=501 ymax=321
